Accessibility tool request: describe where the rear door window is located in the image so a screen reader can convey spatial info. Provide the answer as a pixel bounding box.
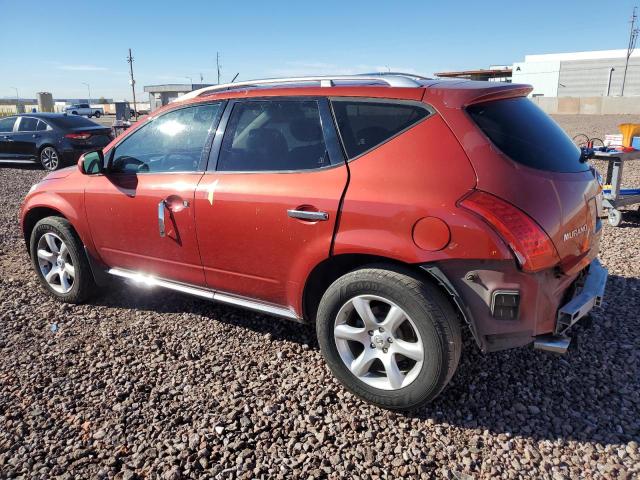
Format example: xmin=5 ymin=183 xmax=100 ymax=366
xmin=331 ymin=99 xmax=431 ymax=159
xmin=18 ymin=117 xmax=39 ymax=132
xmin=467 ymin=97 xmax=587 ymax=173
xmin=217 ymin=100 xmax=329 ymax=172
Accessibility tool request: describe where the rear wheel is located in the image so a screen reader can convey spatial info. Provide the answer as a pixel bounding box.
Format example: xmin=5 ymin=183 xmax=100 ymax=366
xmin=40 ymin=146 xmax=60 ymax=171
xmin=30 ymin=217 xmax=96 ymax=303
xmin=94 ymin=111 xmax=101 ymax=118
xmin=316 ymin=266 xmax=461 ymax=410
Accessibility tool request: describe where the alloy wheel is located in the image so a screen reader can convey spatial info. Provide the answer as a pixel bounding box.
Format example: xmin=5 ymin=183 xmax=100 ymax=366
xmin=333 ymin=295 xmax=424 ymax=390
xmin=36 ymin=232 xmax=75 ymax=293
xmin=41 ymin=147 xmax=59 ymax=170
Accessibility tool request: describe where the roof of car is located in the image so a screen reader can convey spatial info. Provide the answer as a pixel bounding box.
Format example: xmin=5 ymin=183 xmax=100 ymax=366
xmin=12 ymin=113 xmax=76 ymax=119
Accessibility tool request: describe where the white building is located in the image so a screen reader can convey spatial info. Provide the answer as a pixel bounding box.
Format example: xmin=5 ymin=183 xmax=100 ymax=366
xmin=512 ymin=49 xmax=640 ymax=97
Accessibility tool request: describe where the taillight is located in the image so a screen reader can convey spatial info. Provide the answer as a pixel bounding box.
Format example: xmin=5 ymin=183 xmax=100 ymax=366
xmin=460 ymin=190 xmax=559 ymax=272
xmin=65 ymin=132 xmax=92 ymax=140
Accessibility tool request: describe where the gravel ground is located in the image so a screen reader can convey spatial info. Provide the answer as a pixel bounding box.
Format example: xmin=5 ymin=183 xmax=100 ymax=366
xmin=0 ymin=115 xmax=639 ymax=479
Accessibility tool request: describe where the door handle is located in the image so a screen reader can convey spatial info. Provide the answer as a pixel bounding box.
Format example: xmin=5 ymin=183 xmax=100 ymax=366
xmin=158 ymin=200 xmax=166 ymax=237
xmin=32 ymin=134 xmax=40 ymax=138
xmin=2 ymin=136 xmax=13 ymax=142
xmin=287 ymin=209 xmax=329 ymax=221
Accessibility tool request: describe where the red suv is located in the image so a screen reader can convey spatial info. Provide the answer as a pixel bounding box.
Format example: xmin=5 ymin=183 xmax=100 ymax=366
xmin=20 ymin=74 xmax=607 ymax=410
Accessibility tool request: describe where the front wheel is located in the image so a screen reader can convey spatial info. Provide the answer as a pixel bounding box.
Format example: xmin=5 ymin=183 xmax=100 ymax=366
xmin=608 ymin=208 xmax=622 ymax=227
xmin=94 ymin=111 xmax=101 ymax=118
xmin=30 ymin=217 xmax=96 ymax=303
xmin=40 ymin=146 xmax=60 ymax=170
xmin=316 ymin=266 xmax=461 ymax=410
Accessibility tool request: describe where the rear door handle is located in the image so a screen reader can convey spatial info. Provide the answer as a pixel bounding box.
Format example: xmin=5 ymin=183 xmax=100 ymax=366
xmin=287 ymin=209 xmax=329 ymax=221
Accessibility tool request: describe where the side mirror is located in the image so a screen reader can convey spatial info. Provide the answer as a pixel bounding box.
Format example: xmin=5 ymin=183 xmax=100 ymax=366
xmin=78 ymin=150 xmax=104 ymax=175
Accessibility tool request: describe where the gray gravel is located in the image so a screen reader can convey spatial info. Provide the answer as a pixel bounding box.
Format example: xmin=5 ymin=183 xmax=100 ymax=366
xmin=1 ymin=115 xmax=639 ymax=479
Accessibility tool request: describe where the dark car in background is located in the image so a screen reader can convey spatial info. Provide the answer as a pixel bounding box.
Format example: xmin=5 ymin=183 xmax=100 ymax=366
xmin=0 ymin=113 xmax=113 ymax=170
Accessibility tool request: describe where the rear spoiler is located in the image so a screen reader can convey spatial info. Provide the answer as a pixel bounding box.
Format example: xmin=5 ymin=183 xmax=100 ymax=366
xmin=464 ymin=84 xmax=533 ymax=107
xmin=423 ymin=81 xmax=534 ymax=109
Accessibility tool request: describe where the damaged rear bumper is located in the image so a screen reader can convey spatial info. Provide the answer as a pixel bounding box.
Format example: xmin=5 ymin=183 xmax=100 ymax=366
xmin=423 ymin=258 xmax=608 ymax=353
xmin=533 ymin=258 xmax=607 ymax=354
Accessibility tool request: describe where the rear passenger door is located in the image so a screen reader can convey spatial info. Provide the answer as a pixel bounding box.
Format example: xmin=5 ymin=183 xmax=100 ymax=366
xmin=0 ymin=117 xmax=17 ymax=159
xmin=194 ymin=98 xmax=347 ymax=309
xmin=13 ymin=117 xmax=42 ymax=159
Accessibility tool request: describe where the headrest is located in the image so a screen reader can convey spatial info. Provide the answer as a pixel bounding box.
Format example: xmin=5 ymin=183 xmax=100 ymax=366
xmin=290 ymin=119 xmax=323 ymax=142
xmin=247 ymin=128 xmax=288 ymax=154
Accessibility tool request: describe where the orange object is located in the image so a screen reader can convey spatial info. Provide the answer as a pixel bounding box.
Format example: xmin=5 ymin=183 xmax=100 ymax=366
xmin=619 ymin=123 xmax=640 ymax=147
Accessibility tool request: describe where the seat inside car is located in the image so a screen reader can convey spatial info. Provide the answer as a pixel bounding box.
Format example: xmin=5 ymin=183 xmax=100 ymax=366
xmin=289 ymin=119 xmax=327 ymax=169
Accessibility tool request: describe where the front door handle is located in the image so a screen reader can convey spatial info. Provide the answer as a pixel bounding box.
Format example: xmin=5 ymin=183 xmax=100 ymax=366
xmin=32 ymin=134 xmax=40 ymax=139
xmin=287 ymin=209 xmax=329 ymax=221
xmin=2 ymin=136 xmax=13 ymax=142
xmin=158 ymin=200 xmax=166 ymax=237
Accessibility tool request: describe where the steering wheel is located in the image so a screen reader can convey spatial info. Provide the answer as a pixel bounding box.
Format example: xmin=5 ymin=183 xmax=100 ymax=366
xmin=112 ymin=155 xmax=147 ymax=173
xmin=165 ymin=152 xmax=197 ymax=171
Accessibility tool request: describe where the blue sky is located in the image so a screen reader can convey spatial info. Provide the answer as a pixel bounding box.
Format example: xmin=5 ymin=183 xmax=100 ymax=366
xmin=0 ymin=0 xmax=636 ymax=101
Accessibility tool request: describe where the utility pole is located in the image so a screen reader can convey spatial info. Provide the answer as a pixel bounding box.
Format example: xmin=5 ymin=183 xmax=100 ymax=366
xmin=606 ymin=68 xmax=615 ymax=96
xmin=216 ymin=52 xmax=221 ymax=84
xmin=10 ymin=87 xmax=19 ymax=112
xmin=621 ymin=6 xmax=639 ymax=97
xmin=127 ymin=48 xmax=138 ymax=120
xmin=82 ymin=82 xmax=91 ymax=104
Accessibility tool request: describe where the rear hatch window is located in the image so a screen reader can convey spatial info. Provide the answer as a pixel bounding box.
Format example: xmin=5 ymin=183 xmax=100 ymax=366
xmin=467 ymin=97 xmax=587 ymax=173
xmin=49 ymin=115 xmax=101 ymax=129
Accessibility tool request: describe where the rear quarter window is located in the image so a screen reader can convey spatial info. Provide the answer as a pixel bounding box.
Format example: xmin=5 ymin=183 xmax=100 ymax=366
xmin=331 ymin=99 xmax=431 ymax=159
xmin=467 ymin=97 xmax=587 ymax=173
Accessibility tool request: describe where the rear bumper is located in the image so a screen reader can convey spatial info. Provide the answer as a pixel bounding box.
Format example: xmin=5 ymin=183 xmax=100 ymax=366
xmin=424 ymin=258 xmax=607 ymax=353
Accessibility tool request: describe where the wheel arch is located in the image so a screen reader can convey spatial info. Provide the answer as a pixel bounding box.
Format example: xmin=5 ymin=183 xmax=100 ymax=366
xmin=302 ymin=253 xmax=480 ymax=348
xmin=22 ymin=206 xmax=67 ymax=253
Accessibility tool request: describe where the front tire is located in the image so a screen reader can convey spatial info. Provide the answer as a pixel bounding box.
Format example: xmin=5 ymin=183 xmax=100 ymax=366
xmin=316 ymin=266 xmax=461 ymax=410
xmin=40 ymin=146 xmax=61 ymax=171
xmin=30 ymin=217 xmax=96 ymax=303
xmin=94 ymin=111 xmax=101 ymax=118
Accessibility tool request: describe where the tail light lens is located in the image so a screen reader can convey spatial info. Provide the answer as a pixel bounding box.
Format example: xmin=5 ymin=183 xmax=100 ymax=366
xmin=65 ymin=132 xmax=92 ymax=140
xmin=460 ymin=190 xmax=560 ymax=272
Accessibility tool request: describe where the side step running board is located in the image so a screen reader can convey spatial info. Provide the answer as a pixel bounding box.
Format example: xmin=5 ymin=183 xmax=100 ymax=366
xmin=107 ymin=268 xmax=302 ymax=322
xmin=533 ymin=334 xmax=571 ymax=354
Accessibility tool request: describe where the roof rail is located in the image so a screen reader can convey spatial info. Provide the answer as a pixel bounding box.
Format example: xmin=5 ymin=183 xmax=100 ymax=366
xmin=174 ymin=74 xmax=424 ymax=103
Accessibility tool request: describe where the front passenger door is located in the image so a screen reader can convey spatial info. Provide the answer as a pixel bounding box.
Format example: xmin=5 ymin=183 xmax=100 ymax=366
xmin=85 ymin=102 xmax=224 ymax=286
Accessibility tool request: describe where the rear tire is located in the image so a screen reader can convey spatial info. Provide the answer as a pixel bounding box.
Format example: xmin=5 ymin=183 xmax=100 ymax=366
xmin=40 ymin=146 xmax=61 ymax=171
xmin=94 ymin=111 xmax=101 ymax=118
xmin=29 ymin=217 xmax=96 ymax=303
xmin=316 ymin=265 xmax=461 ymax=410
